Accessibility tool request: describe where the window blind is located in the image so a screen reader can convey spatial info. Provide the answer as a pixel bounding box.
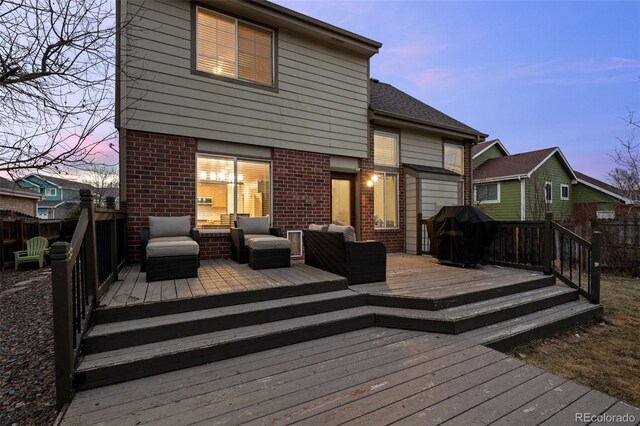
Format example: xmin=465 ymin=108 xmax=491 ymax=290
xmin=374 ymin=132 xmax=398 ymax=167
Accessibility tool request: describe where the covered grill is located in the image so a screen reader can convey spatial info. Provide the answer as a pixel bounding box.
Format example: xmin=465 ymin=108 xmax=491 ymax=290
xmin=426 ymin=206 xmax=497 ymax=266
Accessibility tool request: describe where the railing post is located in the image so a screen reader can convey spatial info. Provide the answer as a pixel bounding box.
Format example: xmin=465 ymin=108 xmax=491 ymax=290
xmin=416 ymin=212 xmax=423 ymax=255
xmin=543 ymin=212 xmax=553 ymax=275
xmin=50 ymin=241 xmax=74 ymax=409
xmin=591 ymin=231 xmax=602 ymax=304
xmin=108 ymin=197 xmax=118 ymax=278
xmin=80 ymin=189 xmax=99 ymax=306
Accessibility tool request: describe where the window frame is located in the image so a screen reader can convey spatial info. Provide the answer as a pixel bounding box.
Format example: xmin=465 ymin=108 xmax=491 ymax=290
xmin=195 ymin=153 xmax=273 ymax=232
xmin=373 ymin=130 xmax=400 ymax=167
xmin=544 ymin=181 xmax=553 ymax=203
xmin=44 ymin=187 xmax=57 ymax=196
xmin=560 ymin=184 xmax=569 ymax=200
xmin=443 ymin=142 xmax=464 ymax=175
xmin=192 ymin=4 xmax=278 ymax=91
xmin=373 ymin=170 xmax=399 ymax=230
xmin=474 ymin=182 xmax=500 ymax=204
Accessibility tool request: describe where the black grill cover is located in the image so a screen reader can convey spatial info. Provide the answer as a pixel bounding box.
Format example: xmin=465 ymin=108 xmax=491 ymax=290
xmin=426 ymin=206 xmax=497 ymax=265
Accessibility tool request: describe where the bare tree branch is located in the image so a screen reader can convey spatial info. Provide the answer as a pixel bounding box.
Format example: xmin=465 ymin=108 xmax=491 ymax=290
xmin=609 ymin=109 xmax=640 ymax=201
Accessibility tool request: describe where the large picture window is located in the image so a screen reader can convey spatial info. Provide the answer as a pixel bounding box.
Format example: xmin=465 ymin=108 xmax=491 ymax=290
xmin=196 ymin=155 xmax=271 ymax=229
xmin=373 ymin=172 xmax=398 ymax=229
xmin=444 ymin=143 xmax=464 ymax=174
xmin=196 ymin=7 xmax=274 ymax=86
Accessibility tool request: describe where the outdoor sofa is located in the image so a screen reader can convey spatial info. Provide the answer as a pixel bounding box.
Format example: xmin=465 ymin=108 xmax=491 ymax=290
xmin=230 ymin=216 xmax=291 ymax=269
xmin=303 ymin=224 xmax=387 ymax=285
xmin=141 ymin=216 xmax=200 ymax=282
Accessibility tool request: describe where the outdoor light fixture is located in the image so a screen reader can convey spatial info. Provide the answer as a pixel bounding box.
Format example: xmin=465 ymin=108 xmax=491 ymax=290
xmin=366 ymin=180 xmax=374 ymax=187
xmin=366 ymin=174 xmax=378 ymax=187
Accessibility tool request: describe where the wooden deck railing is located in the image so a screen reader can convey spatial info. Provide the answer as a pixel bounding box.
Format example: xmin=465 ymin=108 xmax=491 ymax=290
xmin=50 ymin=190 xmax=126 ymax=409
xmin=417 ymin=212 xmax=601 ymax=304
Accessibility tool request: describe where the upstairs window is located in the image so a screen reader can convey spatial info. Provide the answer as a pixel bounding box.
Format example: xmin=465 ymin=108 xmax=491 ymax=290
xmin=196 ymin=7 xmax=274 ymax=87
xmin=44 ymin=188 xmax=57 ymax=196
xmin=374 ymin=131 xmax=399 ymax=167
xmin=561 ymin=184 xmax=569 ymax=200
xmin=444 ymin=143 xmax=464 ymax=174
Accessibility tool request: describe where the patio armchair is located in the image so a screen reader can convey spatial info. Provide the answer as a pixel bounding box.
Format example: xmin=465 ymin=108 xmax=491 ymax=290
xmin=230 ymin=216 xmax=290 ymax=269
xmin=303 ymin=225 xmax=387 ymax=285
xmin=140 ymin=216 xmax=200 ymax=282
xmin=14 ymin=236 xmax=49 ymax=270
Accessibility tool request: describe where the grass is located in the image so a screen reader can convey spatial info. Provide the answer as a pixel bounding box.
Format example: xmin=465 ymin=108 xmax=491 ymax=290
xmin=511 ymin=274 xmax=640 ymax=407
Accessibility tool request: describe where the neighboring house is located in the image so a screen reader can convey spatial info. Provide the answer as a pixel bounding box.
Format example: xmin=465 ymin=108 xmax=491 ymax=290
xmin=117 ymin=0 xmax=486 ymax=261
xmin=573 ymin=171 xmax=639 ymax=222
xmin=472 ymin=142 xmax=576 ymax=221
xmin=15 ymin=174 xmax=95 ymax=219
xmin=0 ymin=176 xmax=43 ymax=217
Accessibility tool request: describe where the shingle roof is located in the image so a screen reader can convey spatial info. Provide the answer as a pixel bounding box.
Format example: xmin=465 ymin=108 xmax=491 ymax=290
xmin=38 ymin=200 xmax=69 ymax=208
xmin=474 ymin=147 xmax=557 ymax=180
xmin=472 ymin=139 xmax=507 ymax=157
xmin=0 ymin=176 xmax=42 ymax=199
xmin=35 ymin=174 xmax=94 ymax=191
xmin=369 ymin=79 xmax=485 ymax=137
xmin=574 ymin=171 xmax=632 ymax=200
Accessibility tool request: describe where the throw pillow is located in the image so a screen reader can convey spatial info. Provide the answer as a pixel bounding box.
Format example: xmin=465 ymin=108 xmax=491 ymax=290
xmin=328 ymin=224 xmax=356 ymax=242
xmin=308 ymin=223 xmax=329 ymax=232
xmin=149 ymin=216 xmax=191 ymax=239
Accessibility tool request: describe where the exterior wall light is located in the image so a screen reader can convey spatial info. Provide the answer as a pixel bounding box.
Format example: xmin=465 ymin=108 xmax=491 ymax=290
xmin=366 ymin=174 xmax=378 ymax=187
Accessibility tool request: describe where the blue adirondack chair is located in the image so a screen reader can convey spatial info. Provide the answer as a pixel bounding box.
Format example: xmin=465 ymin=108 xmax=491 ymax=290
xmin=14 ymin=236 xmax=49 ymax=270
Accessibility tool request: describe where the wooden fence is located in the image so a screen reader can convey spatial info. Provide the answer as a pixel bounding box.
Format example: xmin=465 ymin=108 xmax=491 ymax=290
xmin=574 ymin=219 xmax=640 ymax=275
xmin=50 ymin=190 xmax=126 ymax=409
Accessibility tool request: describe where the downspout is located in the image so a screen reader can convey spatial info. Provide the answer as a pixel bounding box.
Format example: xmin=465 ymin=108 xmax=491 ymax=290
xmin=519 ymin=176 xmax=526 ymax=221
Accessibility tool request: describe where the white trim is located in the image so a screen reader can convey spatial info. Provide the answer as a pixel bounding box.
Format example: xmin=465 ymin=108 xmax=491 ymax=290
xmin=474 ymin=174 xmax=528 ymax=184
xmin=0 ymin=188 xmax=42 ymax=200
xmin=560 ymin=184 xmax=570 ymax=200
xmin=45 ymin=187 xmax=57 ymax=196
xmin=520 ymin=179 xmax=526 ymax=220
xmin=474 ymin=182 xmax=500 ymax=204
xmin=16 ymin=178 xmax=41 ymax=189
xmin=527 ymin=148 xmax=577 ymax=180
xmin=574 ymin=178 xmax=633 ymax=204
xmin=545 ymin=181 xmax=552 ymax=204
xmin=373 ymin=170 xmax=399 ymax=230
xmin=472 ymin=139 xmax=510 ymax=159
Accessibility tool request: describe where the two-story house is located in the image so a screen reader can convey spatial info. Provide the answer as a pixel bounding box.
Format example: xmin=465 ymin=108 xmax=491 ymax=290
xmin=0 ymin=176 xmax=43 ymax=217
xmin=118 ymin=0 xmax=486 ymax=261
xmin=16 ymin=174 xmax=94 ymax=219
xmin=472 ymin=140 xmax=638 ymax=222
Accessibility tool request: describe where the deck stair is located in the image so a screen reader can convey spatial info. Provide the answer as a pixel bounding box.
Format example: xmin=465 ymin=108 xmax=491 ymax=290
xmin=76 ymin=265 xmax=602 ymax=392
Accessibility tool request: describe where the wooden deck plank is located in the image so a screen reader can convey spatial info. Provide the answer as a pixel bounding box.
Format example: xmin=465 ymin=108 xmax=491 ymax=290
xmin=127 ymin=270 xmax=149 ymax=305
xmin=185 ymin=277 xmax=207 ymax=297
xmin=439 ymin=372 xmax=567 ymax=425
xmin=65 ymin=330 xmax=420 ymax=423
xmin=144 ymin=279 xmax=161 ymax=303
xmin=173 ymin=278 xmax=192 ymax=299
xmin=393 ymin=364 xmax=544 ymax=425
xmin=539 ymin=389 xmax=618 ymax=426
xmin=589 ymin=401 xmax=640 ymax=426
xmin=105 ymin=265 xmax=139 ymax=307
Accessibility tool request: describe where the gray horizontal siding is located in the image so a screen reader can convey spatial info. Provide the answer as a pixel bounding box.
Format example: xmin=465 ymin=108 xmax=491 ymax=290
xmin=122 ymin=0 xmax=370 ymax=157
xmin=406 ymin=174 xmax=417 ymax=254
xmin=400 ymin=129 xmax=443 ymax=168
xmin=421 ymin=179 xmax=460 ymax=218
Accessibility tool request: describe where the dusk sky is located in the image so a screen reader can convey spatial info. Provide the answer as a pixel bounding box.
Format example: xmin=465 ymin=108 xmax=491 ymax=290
xmin=276 ymin=0 xmax=640 ymax=181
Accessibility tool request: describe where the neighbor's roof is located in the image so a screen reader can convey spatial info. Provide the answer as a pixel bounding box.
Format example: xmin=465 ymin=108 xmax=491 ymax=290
xmin=403 ymin=164 xmax=460 ymax=176
xmin=369 ymin=79 xmax=486 ymax=138
xmin=26 ymin=174 xmax=95 ymax=191
xmin=574 ymin=171 xmax=635 ymax=203
xmin=0 ymin=176 xmax=43 ymax=199
xmin=38 ymin=200 xmax=69 ymax=208
xmin=474 ymin=147 xmax=560 ymax=181
xmin=472 ymin=139 xmax=510 ymax=158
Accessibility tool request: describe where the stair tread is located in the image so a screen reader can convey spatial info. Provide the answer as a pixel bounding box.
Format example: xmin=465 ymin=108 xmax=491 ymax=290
xmin=371 ymin=286 xmax=577 ymax=322
xmin=78 ymin=306 xmax=374 ymax=372
xmin=460 ymin=301 xmax=601 ymax=345
xmin=89 ymin=290 xmax=360 ymax=337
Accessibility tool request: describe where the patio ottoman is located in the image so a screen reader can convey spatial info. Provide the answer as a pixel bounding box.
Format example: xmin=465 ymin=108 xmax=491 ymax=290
xmin=247 ymin=236 xmax=291 ymax=270
xmin=145 ymin=237 xmax=199 ymax=282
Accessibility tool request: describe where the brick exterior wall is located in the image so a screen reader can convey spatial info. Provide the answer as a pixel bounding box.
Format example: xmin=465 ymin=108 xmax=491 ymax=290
xmin=272 ymin=148 xmax=331 ymax=232
xmin=361 ymin=124 xmax=405 ymax=252
xmin=463 ymin=143 xmax=472 ymax=205
xmin=0 ymin=195 xmax=37 ymax=217
xmin=573 ymin=202 xmax=640 ymax=225
xmin=125 ymin=130 xmax=198 ymax=262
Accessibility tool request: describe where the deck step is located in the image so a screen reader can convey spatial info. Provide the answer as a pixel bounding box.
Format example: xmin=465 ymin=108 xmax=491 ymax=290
xmin=75 ymin=306 xmax=374 ymax=390
xmin=92 ymin=275 xmax=349 ymax=324
xmin=460 ymin=300 xmax=603 ymax=351
xmin=373 ymin=286 xmax=579 ymax=334
xmin=84 ymin=290 xmax=366 ymax=353
xmin=364 ymin=274 xmax=556 ymax=310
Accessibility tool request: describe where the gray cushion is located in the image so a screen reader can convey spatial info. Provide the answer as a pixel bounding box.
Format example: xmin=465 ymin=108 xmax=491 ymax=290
xmin=237 ymin=216 xmax=270 ymax=234
xmin=148 ymin=236 xmax=193 ymax=243
xmin=247 ymin=237 xmax=291 ymax=250
xmin=244 ymin=233 xmax=274 ymax=241
xmin=146 ymin=238 xmax=199 ymax=258
xmin=149 ymin=216 xmax=191 ymax=239
xmin=308 ymin=223 xmax=329 ymax=232
xmin=328 ymin=224 xmax=356 ymax=242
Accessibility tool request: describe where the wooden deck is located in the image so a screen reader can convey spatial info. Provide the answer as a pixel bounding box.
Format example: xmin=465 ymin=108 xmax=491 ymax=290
xmin=100 ymin=259 xmax=344 ymax=308
xmin=102 ymin=254 xmax=549 ymax=309
xmin=61 ymin=327 xmax=639 ymax=426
